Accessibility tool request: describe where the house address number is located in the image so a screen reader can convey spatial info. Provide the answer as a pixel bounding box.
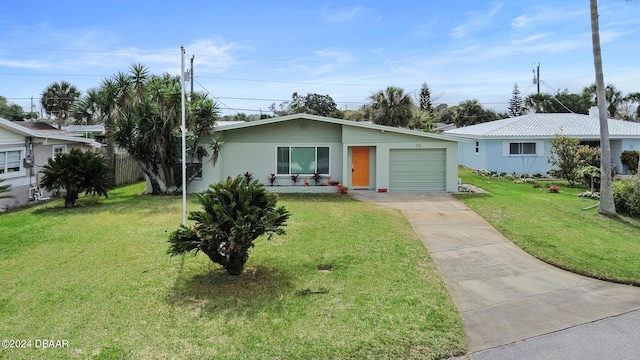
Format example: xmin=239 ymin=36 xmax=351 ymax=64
xmin=415 ymin=144 xmax=422 ymax=148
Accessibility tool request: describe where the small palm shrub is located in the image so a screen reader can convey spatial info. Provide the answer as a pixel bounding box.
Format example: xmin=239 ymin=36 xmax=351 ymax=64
xmin=168 ymin=175 xmax=290 ymax=275
xmin=613 ymin=178 xmax=640 ymax=216
xmin=40 ymin=148 xmax=114 ymax=208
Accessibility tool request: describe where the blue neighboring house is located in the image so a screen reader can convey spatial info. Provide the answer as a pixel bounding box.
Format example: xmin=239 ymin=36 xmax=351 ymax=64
xmin=444 ymin=107 xmax=640 ymax=175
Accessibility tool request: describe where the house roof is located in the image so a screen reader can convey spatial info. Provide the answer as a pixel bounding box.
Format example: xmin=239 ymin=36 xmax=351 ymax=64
xmin=0 ymin=117 xmax=102 ymax=148
xmin=443 ymin=112 xmax=640 ymax=139
xmin=213 ymin=113 xmax=462 ymax=142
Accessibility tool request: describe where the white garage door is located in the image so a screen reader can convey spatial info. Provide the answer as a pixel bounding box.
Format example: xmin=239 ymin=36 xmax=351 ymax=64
xmin=389 ymin=149 xmax=446 ymax=191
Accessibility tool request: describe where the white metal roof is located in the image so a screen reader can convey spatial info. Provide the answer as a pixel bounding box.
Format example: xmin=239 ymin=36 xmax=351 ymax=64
xmin=443 ymin=113 xmax=640 ymax=139
xmin=0 ymin=117 xmax=102 ymax=148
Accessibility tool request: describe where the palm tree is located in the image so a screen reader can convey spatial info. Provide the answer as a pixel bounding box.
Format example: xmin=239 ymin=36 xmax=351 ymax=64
xmin=41 ymin=81 xmax=81 ymax=129
xmin=583 ymin=83 xmax=625 ymax=118
xmin=369 ymin=86 xmax=414 ymax=127
xmin=454 ymin=100 xmax=486 ymax=127
xmin=590 ymin=0 xmax=616 ymax=216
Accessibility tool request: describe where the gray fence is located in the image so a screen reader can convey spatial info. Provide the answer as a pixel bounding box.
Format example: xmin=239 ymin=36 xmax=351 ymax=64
xmin=113 ymin=153 xmax=144 ymax=186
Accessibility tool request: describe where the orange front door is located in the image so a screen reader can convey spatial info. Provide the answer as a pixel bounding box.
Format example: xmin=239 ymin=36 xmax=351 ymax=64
xmin=351 ymin=147 xmax=370 ymax=187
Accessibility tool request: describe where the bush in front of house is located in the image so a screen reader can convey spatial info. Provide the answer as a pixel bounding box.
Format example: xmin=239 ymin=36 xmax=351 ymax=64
xmin=39 ymin=148 xmax=114 ymax=208
xmin=620 ymin=150 xmax=640 ymax=174
xmin=168 ymin=175 xmax=290 ymax=275
xmin=613 ymin=178 xmax=640 ymax=216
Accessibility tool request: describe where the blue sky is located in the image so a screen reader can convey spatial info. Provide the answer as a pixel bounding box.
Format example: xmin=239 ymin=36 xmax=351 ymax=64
xmin=1 ymin=1 xmax=639 ymax=117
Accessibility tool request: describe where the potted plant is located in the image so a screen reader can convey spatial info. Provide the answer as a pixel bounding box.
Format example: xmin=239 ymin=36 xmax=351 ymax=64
xmin=291 ymin=174 xmax=300 ymax=186
xmin=341 ymin=186 xmax=349 ymax=194
xmin=267 ymin=173 xmax=277 ymax=186
xmin=311 ymin=171 xmax=323 ymax=186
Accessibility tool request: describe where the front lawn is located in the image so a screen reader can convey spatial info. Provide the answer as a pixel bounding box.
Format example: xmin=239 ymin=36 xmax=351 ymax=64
xmin=0 ymin=182 xmax=465 ymax=360
xmin=456 ymin=167 xmax=640 ymax=285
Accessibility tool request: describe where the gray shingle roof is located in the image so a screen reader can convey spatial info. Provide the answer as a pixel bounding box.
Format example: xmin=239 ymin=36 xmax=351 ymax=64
xmin=443 ymin=113 xmax=640 ymax=139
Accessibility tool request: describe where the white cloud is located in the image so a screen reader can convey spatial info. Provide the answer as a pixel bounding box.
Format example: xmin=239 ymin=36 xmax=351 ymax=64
xmin=450 ymin=3 xmax=503 ymax=39
xmin=322 ymin=5 xmax=367 ymax=22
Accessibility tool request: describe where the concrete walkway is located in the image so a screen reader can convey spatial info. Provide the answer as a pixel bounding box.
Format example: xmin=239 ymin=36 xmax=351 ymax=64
xmin=349 ymin=191 xmax=640 ymax=357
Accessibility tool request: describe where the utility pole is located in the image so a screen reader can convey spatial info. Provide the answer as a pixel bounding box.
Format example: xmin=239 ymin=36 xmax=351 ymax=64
xmin=190 ymin=55 xmax=194 ymax=97
xmin=532 ymin=62 xmax=540 ymax=94
xmin=180 ymin=45 xmax=187 ymax=225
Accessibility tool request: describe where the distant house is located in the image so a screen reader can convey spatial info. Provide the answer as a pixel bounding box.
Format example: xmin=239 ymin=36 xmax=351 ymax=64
xmin=443 ymin=108 xmax=640 ymax=175
xmin=187 ymin=113 xmax=461 ymax=193
xmin=0 ymin=117 xmax=101 ymax=209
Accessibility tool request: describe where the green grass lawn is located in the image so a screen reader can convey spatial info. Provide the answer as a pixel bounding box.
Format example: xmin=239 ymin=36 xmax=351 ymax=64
xmin=0 ymin=182 xmax=465 ymax=360
xmin=456 ymin=167 xmax=640 ymax=286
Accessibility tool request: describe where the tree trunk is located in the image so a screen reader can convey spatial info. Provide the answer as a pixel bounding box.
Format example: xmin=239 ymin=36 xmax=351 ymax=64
xmin=590 ymin=0 xmax=617 ymax=217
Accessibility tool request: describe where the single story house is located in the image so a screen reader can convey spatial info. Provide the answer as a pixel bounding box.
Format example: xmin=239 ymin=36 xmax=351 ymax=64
xmin=443 ymin=107 xmax=640 ymax=175
xmin=188 ymin=114 xmax=461 ymax=193
xmin=0 ymin=117 xmax=101 ymax=209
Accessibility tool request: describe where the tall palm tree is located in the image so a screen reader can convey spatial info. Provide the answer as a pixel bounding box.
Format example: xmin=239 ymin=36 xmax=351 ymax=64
xmin=590 ymin=0 xmax=616 ymax=216
xmin=369 ymin=86 xmax=414 ymax=127
xmin=40 ymin=81 xmax=81 ymax=129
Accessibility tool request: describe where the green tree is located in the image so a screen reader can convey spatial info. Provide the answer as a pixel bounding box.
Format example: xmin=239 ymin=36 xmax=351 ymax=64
xmin=39 ymin=148 xmax=114 ymax=208
xmin=107 ymin=65 xmax=218 ymax=194
xmin=547 ymin=134 xmax=581 ymax=185
xmin=418 ymin=82 xmax=434 ymax=117
xmin=0 ymin=96 xmax=26 ymax=121
xmin=168 ymin=175 xmax=290 ymax=275
xmin=369 ymin=86 xmax=414 ymax=127
xmin=583 ymin=83 xmax=625 ymax=118
xmin=508 ymin=83 xmax=525 ymax=117
xmin=0 ymin=178 xmax=13 ymax=199
xmin=453 ymin=99 xmax=504 ymax=127
xmin=41 ymin=81 xmax=81 ymax=129
xmin=590 ymin=0 xmax=616 ymax=216
xmin=524 ymin=90 xmax=592 ymax=114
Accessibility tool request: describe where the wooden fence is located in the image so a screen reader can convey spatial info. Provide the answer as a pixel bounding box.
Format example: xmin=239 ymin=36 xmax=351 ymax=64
xmin=112 ymin=153 xmax=144 ymax=186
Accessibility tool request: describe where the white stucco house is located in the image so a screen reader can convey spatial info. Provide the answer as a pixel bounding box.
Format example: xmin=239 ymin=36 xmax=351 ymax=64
xmin=0 ymin=117 xmax=101 ymax=209
xmin=443 ymin=108 xmax=640 ymax=175
xmin=188 ymin=114 xmax=461 ymax=193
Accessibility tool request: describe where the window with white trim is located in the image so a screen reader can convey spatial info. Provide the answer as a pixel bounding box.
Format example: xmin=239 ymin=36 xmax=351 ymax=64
xmin=509 ymin=142 xmax=536 ymax=155
xmin=276 ymin=146 xmax=330 ymax=175
xmin=53 ymin=145 xmax=67 ymax=158
xmin=0 ymin=149 xmax=22 ymax=175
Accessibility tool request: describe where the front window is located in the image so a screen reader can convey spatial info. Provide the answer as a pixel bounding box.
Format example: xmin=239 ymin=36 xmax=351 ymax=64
xmin=0 ymin=150 xmax=22 ymax=175
xmin=509 ymin=142 xmax=536 ymax=155
xmin=276 ymin=146 xmax=330 ymax=175
xmin=53 ymin=145 xmax=67 ymax=158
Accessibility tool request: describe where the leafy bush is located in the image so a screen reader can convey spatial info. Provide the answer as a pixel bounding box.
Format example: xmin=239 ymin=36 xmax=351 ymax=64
xmin=620 ymin=150 xmax=640 ymax=174
xmin=39 ymin=148 xmax=114 ymax=208
xmin=168 ymin=175 xmax=290 ymax=275
xmin=613 ymin=178 xmax=640 ymax=216
xmin=549 ymin=185 xmax=560 ymax=193
xmin=547 ymin=134 xmax=581 ymax=185
xmin=576 ymin=145 xmax=601 ymax=168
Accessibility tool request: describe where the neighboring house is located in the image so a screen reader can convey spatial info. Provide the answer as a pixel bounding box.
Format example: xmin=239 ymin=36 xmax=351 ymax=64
xmin=0 ymin=117 xmax=101 ymax=209
xmin=188 ymin=114 xmax=461 ymax=193
xmin=444 ymin=107 xmax=640 ymax=175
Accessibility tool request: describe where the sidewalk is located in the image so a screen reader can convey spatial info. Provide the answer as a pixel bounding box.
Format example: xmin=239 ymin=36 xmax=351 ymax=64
xmin=350 ymin=191 xmax=640 ymax=355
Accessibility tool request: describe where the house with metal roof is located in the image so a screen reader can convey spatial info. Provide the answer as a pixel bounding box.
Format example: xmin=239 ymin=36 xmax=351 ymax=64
xmin=443 ymin=107 xmax=640 ymax=175
xmin=0 ymin=117 xmax=101 ymax=209
xmin=188 ymin=113 xmax=461 ymax=193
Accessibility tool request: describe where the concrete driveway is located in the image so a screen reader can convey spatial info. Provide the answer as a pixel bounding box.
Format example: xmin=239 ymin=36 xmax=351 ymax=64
xmin=349 ymin=191 xmax=640 ymax=357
